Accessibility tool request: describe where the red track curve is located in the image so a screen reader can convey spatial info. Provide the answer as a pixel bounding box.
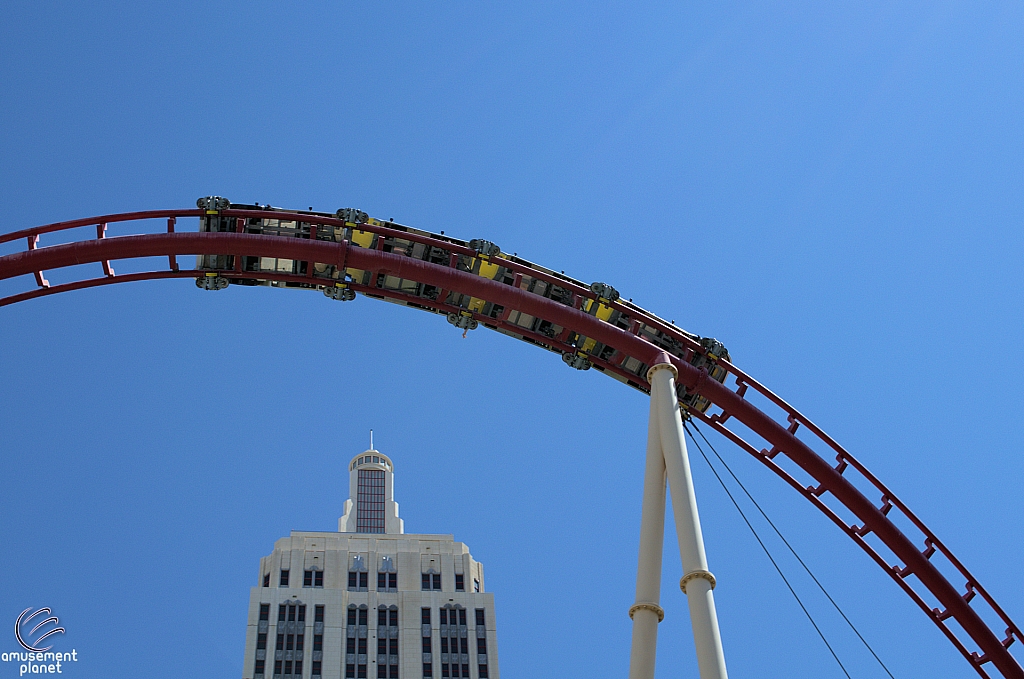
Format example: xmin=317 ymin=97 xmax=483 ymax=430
xmin=0 ymin=208 xmax=1020 ymax=678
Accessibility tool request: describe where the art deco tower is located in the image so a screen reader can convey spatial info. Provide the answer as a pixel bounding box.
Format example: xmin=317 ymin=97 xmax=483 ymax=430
xmin=242 ymin=449 xmax=499 ymax=679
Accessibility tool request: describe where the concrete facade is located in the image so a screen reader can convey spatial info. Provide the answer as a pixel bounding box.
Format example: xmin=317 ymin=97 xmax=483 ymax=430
xmin=242 ymin=450 xmax=499 ymax=679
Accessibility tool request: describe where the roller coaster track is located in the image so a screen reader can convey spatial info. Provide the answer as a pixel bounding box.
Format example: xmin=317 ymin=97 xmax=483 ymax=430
xmin=0 ymin=205 xmax=1020 ymax=678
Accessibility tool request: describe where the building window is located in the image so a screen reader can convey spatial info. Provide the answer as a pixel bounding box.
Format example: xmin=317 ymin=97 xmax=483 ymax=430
xmin=314 ymin=634 xmax=323 ymax=652
xmin=347 ymin=638 xmax=356 ymax=654
xmin=298 ymin=605 xmax=306 ymax=622
xmin=315 ymin=605 xmax=324 ymax=623
xmin=390 ymin=638 xmax=399 ymax=654
xmin=473 ymin=579 xmax=480 ymax=593
xmin=422 ymin=573 xmax=442 ymax=591
xmin=304 ymin=570 xmax=313 ymax=587
xmin=378 ymin=666 xmax=387 ymax=679
xmin=356 ymin=469 xmax=386 ymax=533
xmin=284 ymin=661 xmax=292 ymax=675
xmin=280 ymin=570 xmax=289 ymax=587
xmin=296 ymin=634 xmax=304 ymax=652
xmin=422 ymin=637 xmax=432 ymax=653
xmin=423 ymin=663 xmax=432 ymax=678
xmin=475 ymin=610 xmax=485 ymax=627
xmin=254 ymin=658 xmax=265 ymax=676
xmin=389 ymin=572 xmax=397 ymax=589
xmin=359 ymin=607 xmax=368 ymax=626
xmin=264 ymin=573 xmax=271 ymax=587
xmin=350 ymin=571 xmax=369 ymax=591
xmin=315 ymin=571 xmax=323 ymax=587
xmin=358 ymin=638 xmax=367 ymax=655
xmin=441 ymin=664 xmax=449 ymax=678
xmin=477 ymin=666 xmax=488 ymax=679
xmin=378 ymin=637 xmax=387 ymax=655
xmin=279 ymin=605 xmax=287 ymax=622
xmin=257 ymin=633 xmax=267 ymax=650
xmin=260 ymin=604 xmax=270 ymax=621
xmin=476 ymin=638 xmax=486 ymax=654
xmin=294 ymin=661 xmax=303 ymax=675
xmin=348 ymin=608 xmax=357 ymax=626
xmin=274 ymin=660 xmax=283 ymax=676
xmin=358 ymin=664 xmax=367 ymax=678
xmin=311 ymin=660 xmax=321 ymax=677
xmin=346 ymin=664 xmax=355 ymax=678
xmin=390 ymin=665 xmax=399 ymax=678
xmin=286 ymin=634 xmax=294 ymax=651
xmin=421 ymin=608 xmax=431 ymax=625
xmin=455 ymin=574 xmax=464 ymax=591
xmin=276 ymin=634 xmax=285 ymax=651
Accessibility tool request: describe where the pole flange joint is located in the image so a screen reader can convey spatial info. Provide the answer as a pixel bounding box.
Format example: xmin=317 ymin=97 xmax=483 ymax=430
xmin=680 ymin=569 xmax=716 ymax=594
xmin=647 ymin=360 xmax=678 ymax=382
xmin=628 ymin=602 xmax=665 ymax=623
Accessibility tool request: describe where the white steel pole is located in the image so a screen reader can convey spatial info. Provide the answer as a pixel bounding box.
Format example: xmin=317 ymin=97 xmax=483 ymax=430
xmin=648 ymin=361 xmax=729 ymax=679
xmin=628 ymin=396 xmax=668 ymax=679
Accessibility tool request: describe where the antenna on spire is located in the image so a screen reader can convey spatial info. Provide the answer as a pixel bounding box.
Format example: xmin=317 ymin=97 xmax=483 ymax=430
xmin=370 ymin=429 xmax=374 ymax=451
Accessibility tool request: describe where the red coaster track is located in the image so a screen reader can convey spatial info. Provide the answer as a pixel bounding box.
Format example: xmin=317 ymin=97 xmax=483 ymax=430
xmin=1 ymin=205 xmax=1020 ymax=678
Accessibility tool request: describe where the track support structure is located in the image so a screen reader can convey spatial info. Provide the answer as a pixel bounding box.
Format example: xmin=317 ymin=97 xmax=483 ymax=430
xmin=629 ymin=354 xmax=728 ymax=679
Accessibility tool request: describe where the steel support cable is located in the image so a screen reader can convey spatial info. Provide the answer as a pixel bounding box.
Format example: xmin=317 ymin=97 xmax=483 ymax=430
xmin=681 ymin=422 xmax=854 ymax=679
xmin=0 ymin=216 xmax=1020 ymax=676
xmin=687 ymin=421 xmax=897 ymax=679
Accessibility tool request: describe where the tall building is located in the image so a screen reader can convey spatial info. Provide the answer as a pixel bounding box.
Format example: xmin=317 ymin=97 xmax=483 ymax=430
xmin=242 ymin=449 xmax=499 ymax=679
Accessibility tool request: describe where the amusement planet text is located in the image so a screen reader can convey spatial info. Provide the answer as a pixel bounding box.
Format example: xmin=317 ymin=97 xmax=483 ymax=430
xmin=1 ymin=651 xmax=78 ymax=676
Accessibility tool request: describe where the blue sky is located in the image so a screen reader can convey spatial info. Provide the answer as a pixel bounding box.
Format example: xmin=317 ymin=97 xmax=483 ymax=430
xmin=1 ymin=2 xmax=1022 ymax=678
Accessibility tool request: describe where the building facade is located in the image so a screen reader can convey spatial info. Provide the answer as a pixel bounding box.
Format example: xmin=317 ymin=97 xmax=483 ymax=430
xmin=242 ymin=450 xmax=499 ymax=679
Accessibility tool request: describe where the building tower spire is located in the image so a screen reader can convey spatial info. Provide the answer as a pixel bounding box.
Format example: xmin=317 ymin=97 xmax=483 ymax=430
xmin=339 ymin=446 xmax=403 ymax=534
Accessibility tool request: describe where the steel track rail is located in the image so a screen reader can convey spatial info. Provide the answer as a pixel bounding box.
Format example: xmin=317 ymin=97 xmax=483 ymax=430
xmin=0 ymin=209 xmax=1020 ymax=678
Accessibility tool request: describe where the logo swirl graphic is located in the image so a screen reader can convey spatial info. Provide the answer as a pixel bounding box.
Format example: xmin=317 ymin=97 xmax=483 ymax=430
xmin=15 ymin=608 xmax=65 ymax=652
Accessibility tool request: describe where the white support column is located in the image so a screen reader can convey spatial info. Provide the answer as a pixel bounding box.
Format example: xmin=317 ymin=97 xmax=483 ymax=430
xmin=628 ymin=395 xmax=668 ymax=679
xmin=648 ymin=361 xmax=729 ymax=679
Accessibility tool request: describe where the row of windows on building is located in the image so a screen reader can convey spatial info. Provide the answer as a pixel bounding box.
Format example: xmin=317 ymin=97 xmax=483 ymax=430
xmin=265 ymin=569 xmax=479 ymax=593
xmin=255 ymin=603 xmax=489 ymax=679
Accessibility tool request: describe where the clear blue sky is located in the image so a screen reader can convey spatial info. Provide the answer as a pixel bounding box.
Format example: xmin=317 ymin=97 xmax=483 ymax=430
xmin=2 ymin=2 xmax=1022 ymax=678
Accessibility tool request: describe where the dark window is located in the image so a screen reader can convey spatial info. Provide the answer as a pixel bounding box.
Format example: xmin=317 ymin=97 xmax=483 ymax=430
xmin=389 ymin=609 xmax=398 ymax=627
xmin=276 ymin=634 xmax=284 ymax=651
xmin=312 ymin=660 xmax=321 ymax=676
xmin=461 ymin=665 xmax=469 ymax=678
xmin=294 ymin=661 xmax=302 ymax=676
xmin=421 ymin=608 xmax=431 ymax=625
xmin=304 ymin=570 xmax=313 ymax=587
xmin=315 ymin=605 xmax=324 ymax=623
xmin=389 ymin=665 xmax=398 ymax=678
xmin=378 ymin=638 xmax=387 ymax=654
xmin=257 ymin=633 xmax=267 ymax=650
xmin=296 ymin=634 xmax=304 ymax=652
xmin=288 ymin=605 xmax=296 ymax=622
xmin=440 ymin=638 xmax=448 ymax=654
xmin=441 ymin=664 xmax=449 ymax=678
xmin=389 ymin=573 xmax=397 ymax=589
xmin=439 ymin=610 xmax=447 ymax=625
xmin=423 ymin=663 xmax=433 ymax=678
xmin=274 ymin=660 xmax=283 ymax=676
xmin=389 ymin=638 xmax=398 ymax=654
xmin=379 ymin=608 xmax=388 ymax=626
xmin=284 ymin=661 xmax=292 ymax=675
xmin=347 ymin=638 xmax=356 ymax=654
xmin=356 ymin=469 xmax=386 ymax=533
xmin=259 ymin=604 xmax=270 ymax=621
xmin=455 ymin=574 xmax=464 ymax=591
xmin=478 ymin=665 xmax=488 ymax=679
xmin=359 ymin=572 xmax=368 ymax=589
xmin=255 ymin=658 xmax=265 ymax=675
xmin=476 ymin=638 xmax=486 ymax=655
xmin=298 ymin=606 xmax=306 ymax=622
xmin=358 ymin=608 xmax=368 ymax=626
xmin=314 ymin=634 xmax=323 ymax=652
xmin=279 ymin=605 xmax=287 ymax=622
xmin=358 ymin=638 xmax=367 ymax=655
xmin=315 ymin=571 xmax=323 ymax=587
xmin=378 ymin=664 xmax=387 ymax=678
xmin=432 ymin=574 xmax=441 ymax=590
xmin=349 ymin=572 xmax=358 ymax=589
xmin=286 ymin=634 xmax=294 ymax=651
xmin=422 ymin=574 xmax=430 ymax=590
xmin=263 ymin=573 xmax=271 ymax=587
xmin=461 ymin=638 xmax=469 ymax=654
xmin=458 ymin=610 xmax=466 ymax=626
xmin=378 ymin=572 xmax=387 ymax=589
xmin=358 ymin=664 xmax=367 ymax=678
xmin=422 ymin=637 xmax=432 ymax=653
xmin=280 ymin=570 xmax=289 ymax=587
xmin=348 ymin=608 xmax=357 ymax=626
xmin=346 ymin=664 xmax=355 ymax=678
xmin=475 ymin=610 xmax=485 ymax=627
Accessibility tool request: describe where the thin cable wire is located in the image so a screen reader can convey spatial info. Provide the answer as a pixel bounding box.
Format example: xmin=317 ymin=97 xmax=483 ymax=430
xmin=687 ymin=420 xmax=897 ymax=679
xmin=680 ymin=422 xmax=853 ymax=679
